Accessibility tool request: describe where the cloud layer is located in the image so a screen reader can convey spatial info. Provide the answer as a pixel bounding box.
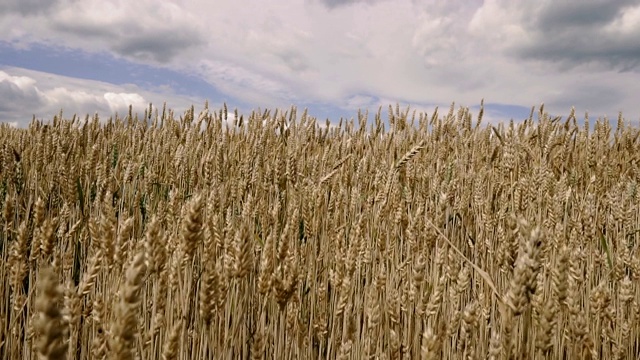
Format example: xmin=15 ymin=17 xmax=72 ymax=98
xmin=1 ymin=0 xmax=639 ymax=126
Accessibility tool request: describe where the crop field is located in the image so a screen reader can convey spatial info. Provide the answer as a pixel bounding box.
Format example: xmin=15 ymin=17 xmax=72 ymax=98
xmin=0 ymin=102 xmax=639 ymax=359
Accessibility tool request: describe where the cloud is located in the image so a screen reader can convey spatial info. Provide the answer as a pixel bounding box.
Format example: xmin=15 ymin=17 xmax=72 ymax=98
xmin=196 ymin=59 xmax=301 ymax=109
xmin=0 ymin=0 xmax=206 ymax=64
xmin=0 ymin=71 xmax=47 ymax=112
xmin=469 ymin=0 xmax=640 ymax=72
xmin=1 ymin=0 xmax=639 ymax=127
xmin=191 ymin=0 xmax=640 ymax=120
xmin=0 ymin=67 xmax=198 ymax=127
xmin=318 ymin=0 xmax=388 ymax=9
xmin=345 ymin=94 xmax=379 ymax=110
xmin=103 ymin=92 xmax=147 ymax=113
xmin=0 ymin=0 xmax=60 ymax=16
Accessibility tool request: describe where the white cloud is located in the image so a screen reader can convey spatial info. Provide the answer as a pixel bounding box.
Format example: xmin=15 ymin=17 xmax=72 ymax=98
xmin=196 ymin=59 xmax=297 ymax=108
xmin=103 ymin=92 xmax=147 ymax=113
xmin=0 ymin=67 xmax=198 ymax=127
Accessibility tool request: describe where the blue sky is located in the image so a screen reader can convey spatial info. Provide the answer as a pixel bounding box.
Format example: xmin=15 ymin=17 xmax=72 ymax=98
xmin=1 ymin=0 xmax=639 ymax=127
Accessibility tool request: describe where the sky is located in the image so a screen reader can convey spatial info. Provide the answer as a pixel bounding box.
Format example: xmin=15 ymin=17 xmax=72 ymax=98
xmin=1 ymin=0 xmax=639 ymax=128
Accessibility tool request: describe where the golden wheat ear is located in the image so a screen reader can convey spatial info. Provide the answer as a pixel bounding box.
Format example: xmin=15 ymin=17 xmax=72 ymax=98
xmin=110 ymin=252 xmax=147 ymax=360
xmin=35 ymin=267 xmax=68 ymax=360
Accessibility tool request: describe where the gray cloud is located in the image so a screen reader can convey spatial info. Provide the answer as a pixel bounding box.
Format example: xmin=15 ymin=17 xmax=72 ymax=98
xmin=0 ymin=0 xmax=207 ymax=65
xmin=110 ymin=30 xmax=205 ymax=64
xmin=535 ymin=0 xmax=637 ymax=29
xmin=0 ymin=72 xmax=47 ymax=113
xmin=274 ymin=49 xmax=310 ymax=73
xmin=50 ymin=11 xmax=206 ymax=64
xmin=0 ymin=0 xmax=60 ymax=16
xmin=508 ymin=1 xmax=640 ymax=72
xmin=514 ymin=37 xmax=640 ymax=73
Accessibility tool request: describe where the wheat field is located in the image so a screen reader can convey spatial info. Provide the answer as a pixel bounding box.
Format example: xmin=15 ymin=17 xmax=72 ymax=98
xmin=0 ymin=101 xmax=639 ymax=359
